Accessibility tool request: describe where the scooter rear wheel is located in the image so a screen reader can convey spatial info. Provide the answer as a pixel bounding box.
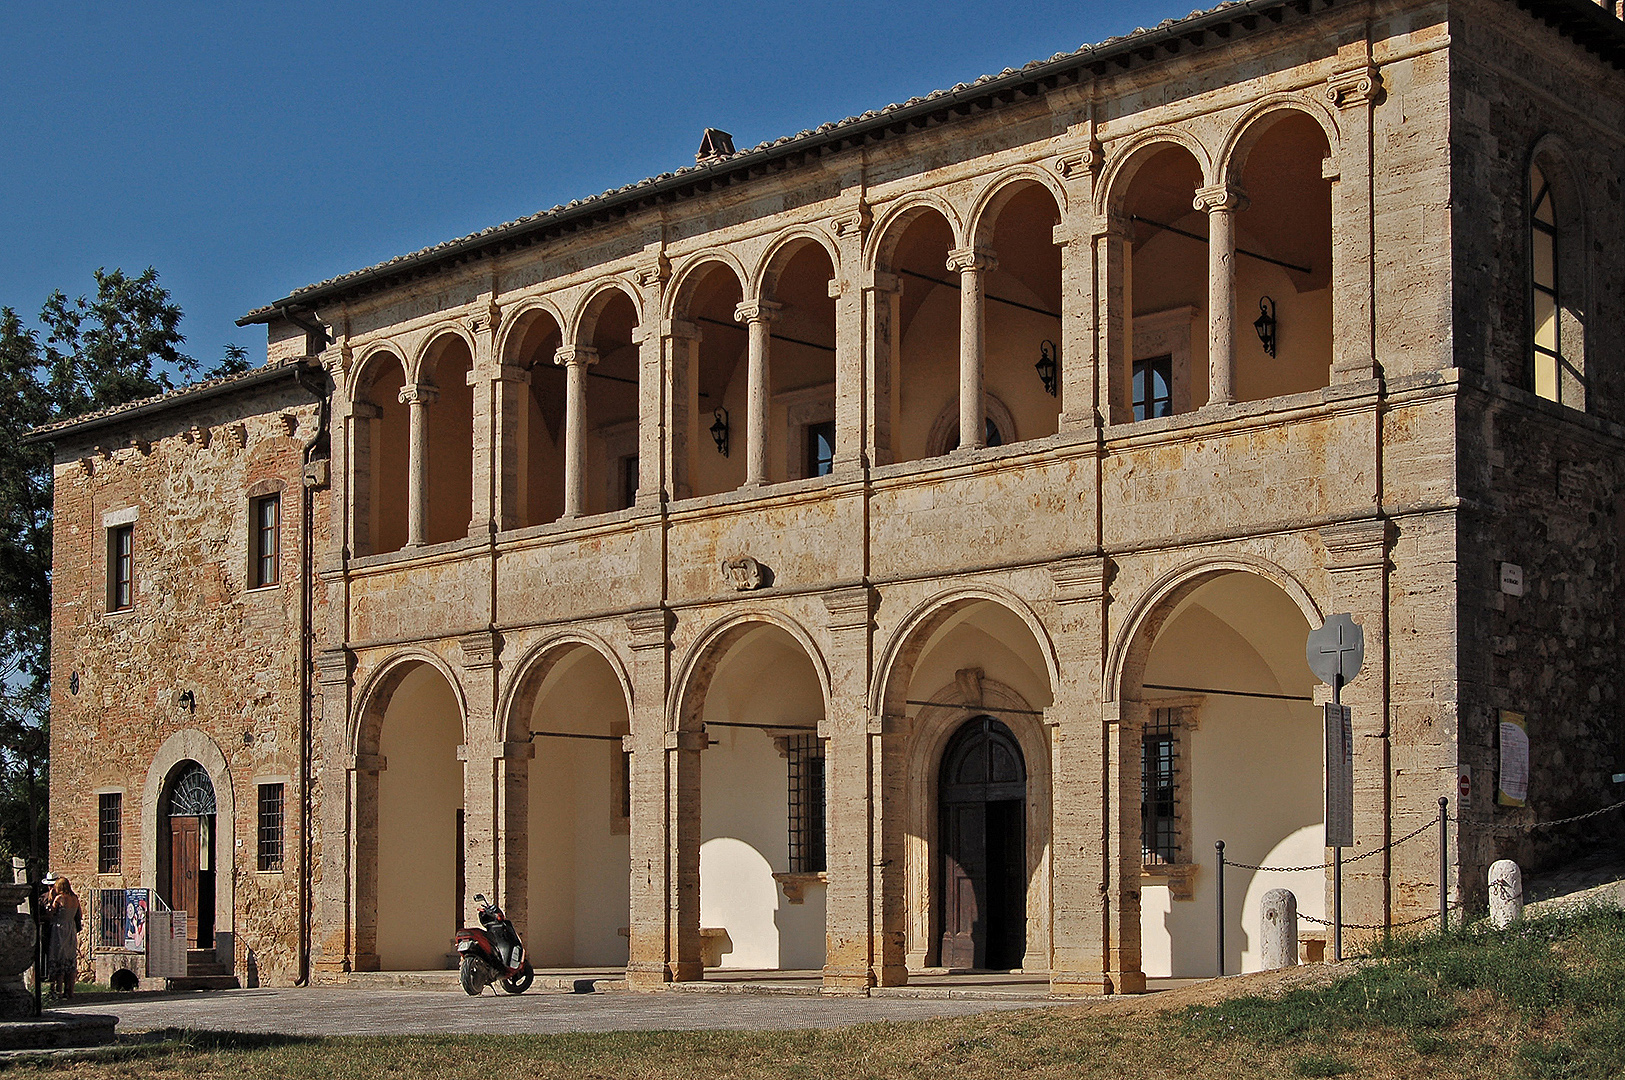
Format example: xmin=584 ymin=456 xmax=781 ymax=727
xmin=499 ymin=963 xmax=534 ymax=995
xmin=459 ymin=954 xmax=488 ymax=996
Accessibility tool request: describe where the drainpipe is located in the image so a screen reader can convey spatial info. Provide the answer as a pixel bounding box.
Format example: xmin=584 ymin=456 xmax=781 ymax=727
xmin=294 ymin=358 xmax=331 ymax=986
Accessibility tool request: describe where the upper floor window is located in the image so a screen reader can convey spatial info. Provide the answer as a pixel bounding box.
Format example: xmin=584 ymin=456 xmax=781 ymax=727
xmin=1133 ymin=356 xmax=1174 ymax=421
xmin=98 ymin=792 xmax=122 ymax=873
xmin=805 ymin=421 xmax=835 ymax=478
xmin=107 ymin=524 xmax=133 ymax=611
xmin=251 ymin=494 xmax=281 ymax=588
xmin=1528 ymin=158 xmax=1585 ymax=410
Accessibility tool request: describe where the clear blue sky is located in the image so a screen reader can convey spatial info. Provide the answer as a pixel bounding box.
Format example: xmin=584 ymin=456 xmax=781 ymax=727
xmin=0 ymin=1 xmax=1190 ymax=364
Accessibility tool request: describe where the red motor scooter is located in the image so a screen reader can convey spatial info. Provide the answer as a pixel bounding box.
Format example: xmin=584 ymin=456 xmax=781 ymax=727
xmin=453 ymin=894 xmax=534 ymax=995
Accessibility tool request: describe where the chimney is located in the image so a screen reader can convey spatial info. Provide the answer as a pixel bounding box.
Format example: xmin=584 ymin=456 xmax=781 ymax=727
xmin=696 ymin=128 xmax=735 ymax=163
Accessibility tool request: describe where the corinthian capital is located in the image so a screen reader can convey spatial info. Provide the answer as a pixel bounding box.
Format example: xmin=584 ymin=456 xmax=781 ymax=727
xmin=946 ymin=248 xmax=997 ymax=275
xmin=1193 ymin=184 xmax=1249 ymax=214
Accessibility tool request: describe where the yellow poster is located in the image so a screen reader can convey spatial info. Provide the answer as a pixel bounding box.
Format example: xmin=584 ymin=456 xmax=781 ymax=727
xmin=1498 ymin=710 xmax=1529 ymax=807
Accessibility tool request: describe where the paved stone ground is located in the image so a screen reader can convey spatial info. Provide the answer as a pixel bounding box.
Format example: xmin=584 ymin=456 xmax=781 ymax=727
xmin=56 ymin=986 xmax=1062 ymax=1036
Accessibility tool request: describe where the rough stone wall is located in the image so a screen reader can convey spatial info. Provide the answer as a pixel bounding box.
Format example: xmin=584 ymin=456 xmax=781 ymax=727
xmin=46 ymin=378 xmax=328 ymax=986
xmin=1451 ymin=0 xmax=1625 ymax=885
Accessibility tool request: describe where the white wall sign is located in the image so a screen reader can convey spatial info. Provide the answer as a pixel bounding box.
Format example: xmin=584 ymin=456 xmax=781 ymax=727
xmin=1500 ymin=563 xmax=1525 ymax=597
xmin=1498 ymin=710 xmax=1529 ymax=807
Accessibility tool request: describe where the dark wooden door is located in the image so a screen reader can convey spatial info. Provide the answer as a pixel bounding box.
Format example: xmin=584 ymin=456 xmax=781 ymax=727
xmin=169 ymin=816 xmax=201 ymax=947
xmin=938 ymin=717 xmax=1027 ymax=970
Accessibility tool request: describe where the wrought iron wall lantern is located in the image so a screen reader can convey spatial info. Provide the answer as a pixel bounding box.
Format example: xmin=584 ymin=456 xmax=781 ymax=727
xmin=177 ymin=689 xmax=196 ymax=713
xmin=1254 ymin=296 xmax=1277 ymax=358
xmin=710 ymin=408 xmax=731 ymax=457
xmin=1036 ymin=340 xmax=1059 ymax=397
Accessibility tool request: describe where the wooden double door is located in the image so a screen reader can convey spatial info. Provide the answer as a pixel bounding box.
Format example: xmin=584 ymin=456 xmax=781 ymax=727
xmin=167 ymin=815 xmax=216 ymax=948
xmin=938 ymin=717 xmax=1027 ymax=970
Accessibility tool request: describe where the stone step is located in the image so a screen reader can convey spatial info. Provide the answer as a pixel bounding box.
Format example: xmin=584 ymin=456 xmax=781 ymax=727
xmin=162 ymin=975 xmax=240 ymax=992
xmin=0 ymin=1013 xmax=118 ymax=1052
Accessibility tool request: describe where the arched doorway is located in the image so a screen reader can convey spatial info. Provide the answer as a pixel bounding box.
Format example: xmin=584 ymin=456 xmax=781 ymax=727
xmin=159 ymin=761 xmax=217 ymax=948
xmin=938 ymin=717 xmax=1026 ymax=970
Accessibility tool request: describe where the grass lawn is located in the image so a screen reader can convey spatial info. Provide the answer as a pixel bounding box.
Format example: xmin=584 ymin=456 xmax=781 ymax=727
xmin=21 ymin=904 xmax=1625 ymax=1080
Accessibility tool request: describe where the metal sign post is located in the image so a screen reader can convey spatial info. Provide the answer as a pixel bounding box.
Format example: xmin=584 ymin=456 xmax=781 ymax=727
xmin=1307 ymin=614 xmax=1364 ymax=963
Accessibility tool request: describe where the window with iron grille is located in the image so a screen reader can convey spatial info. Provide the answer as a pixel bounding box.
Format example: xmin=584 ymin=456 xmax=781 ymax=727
xmin=786 ymin=735 xmax=826 ymax=873
xmin=257 ymin=782 xmax=285 ymax=872
xmin=251 ymin=494 xmax=281 ymax=588
xmin=1141 ymin=708 xmax=1179 ymax=865
xmin=108 ymin=524 xmax=133 ymax=611
xmin=97 ymin=792 xmax=122 ymax=873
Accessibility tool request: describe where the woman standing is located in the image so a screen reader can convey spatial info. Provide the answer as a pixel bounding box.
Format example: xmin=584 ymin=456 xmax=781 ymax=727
xmin=45 ymin=877 xmax=82 ymax=1000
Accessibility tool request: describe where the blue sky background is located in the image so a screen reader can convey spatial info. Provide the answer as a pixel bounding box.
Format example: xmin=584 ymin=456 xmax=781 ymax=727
xmin=0 ymin=2 xmax=1191 ymax=364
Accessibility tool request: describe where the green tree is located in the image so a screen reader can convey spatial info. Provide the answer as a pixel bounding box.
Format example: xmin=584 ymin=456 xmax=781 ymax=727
xmin=0 ymin=267 xmax=238 ymax=874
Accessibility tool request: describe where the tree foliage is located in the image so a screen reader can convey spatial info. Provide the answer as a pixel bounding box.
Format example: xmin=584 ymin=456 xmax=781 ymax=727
xmin=0 ymin=267 xmax=243 ymax=873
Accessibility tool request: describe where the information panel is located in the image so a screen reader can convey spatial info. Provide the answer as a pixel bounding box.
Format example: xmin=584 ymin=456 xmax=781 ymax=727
xmin=1325 ymin=703 xmax=1354 ymax=847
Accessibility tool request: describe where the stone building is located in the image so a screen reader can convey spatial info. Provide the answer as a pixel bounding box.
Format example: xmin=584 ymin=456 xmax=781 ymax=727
xmin=32 ymin=0 xmax=1625 ymax=993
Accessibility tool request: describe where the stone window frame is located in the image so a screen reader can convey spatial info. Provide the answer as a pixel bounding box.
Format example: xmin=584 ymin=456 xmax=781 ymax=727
xmin=245 ymin=480 xmax=285 ymax=592
xmin=925 ymin=393 xmax=1018 ymax=457
xmin=1132 ymin=307 xmax=1196 ymax=418
xmin=778 ymin=384 xmax=836 ymax=481
xmin=1136 ymin=694 xmax=1203 ymax=901
xmin=1526 ymin=147 xmax=1588 ymax=411
xmin=597 ymin=419 xmax=639 ymax=513
xmin=772 ymin=732 xmax=828 ymax=903
xmin=96 ymin=788 xmax=124 ymax=875
xmin=103 ymin=506 xmax=138 ymax=615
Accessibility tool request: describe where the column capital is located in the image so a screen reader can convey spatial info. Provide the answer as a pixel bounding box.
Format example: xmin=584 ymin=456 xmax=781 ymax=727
xmin=554 ymin=345 xmax=600 ymax=368
xmin=1091 ymin=211 xmax=1131 ymax=239
xmin=863 ymin=270 xmax=903 ymax=295
xmin=661 ymin=318 xmax=702 ymax=341
xmin=1319 ymin=516 xmax=1391 ymax=573
xmin=1326 ymin=65 xmax=1381 ymax=109
xmin=397 ymin=382 xmax=439 ymax=406
xmin=314 ymin=648 xmax=353 ymax=687
xmin=946 ymin=247 xmax=997 ymax=274
xmin=733 ymin=299 xmax=783 ymax=325
xmin=821 ymin=586 xmax=874 ymax=632
xmin=1049 ymin=555 xmax=1111 ymax=605
xmin=458 ymin=630 xmax=501 ymax=672
xmin=493 ymin=364 xmax=531 ymax=385
xmin=1193 ymin=184 xmax=1248 ymax=214
xmin=626 ymin=608 xmax=672 ymax=650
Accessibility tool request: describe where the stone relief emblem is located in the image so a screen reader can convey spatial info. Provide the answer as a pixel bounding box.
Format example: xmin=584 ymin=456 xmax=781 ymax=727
xmin=720 ymin=556 xmax=770 ymax=591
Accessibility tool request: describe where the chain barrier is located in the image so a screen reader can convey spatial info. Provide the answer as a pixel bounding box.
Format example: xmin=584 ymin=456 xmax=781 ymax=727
xmin=1222 ymin=818 xmax=1438 ymax=874
xmin=1296 ymin=904 xmax=1463 ymax=932
xmin=1482 ymin=799 xmax=1625 ymax=836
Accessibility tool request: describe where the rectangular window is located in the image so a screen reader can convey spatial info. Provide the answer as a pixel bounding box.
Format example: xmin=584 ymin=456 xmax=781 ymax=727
xmin=786 ymin=735 xmax=826 ymax=873
xmin=620 ymin=750 xmax=633 ymax=821
xmin=251 ymin=494 xmax=281 ymax=588
xmin=107 ymin=524 xmax=133 ymax=611
xmin=1133 ymin=356 xmax=1173 ymax=421
xmin=257 ymin=782 xmax=285 ymax=872
xmin=1141 ymin=708 xmax=1178 ymax=865
xmin=617 ymin=455 xmax=639 ymax=511
xmin=97 ymin=793 xmax=122 ymax=873
xmin=805 ymin=421 xmax=836 ymax=478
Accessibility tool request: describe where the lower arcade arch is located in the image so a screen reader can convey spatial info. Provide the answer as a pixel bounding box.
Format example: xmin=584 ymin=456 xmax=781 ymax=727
xmin=1120 ymin=568 xmax=1323 ymax=977
xmin=512 ymin=641 xmax=633 ymax=967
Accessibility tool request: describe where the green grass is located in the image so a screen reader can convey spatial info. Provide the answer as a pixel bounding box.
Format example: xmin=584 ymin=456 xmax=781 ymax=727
xmin=17 ymin=904 xmax=1625 ymax=1080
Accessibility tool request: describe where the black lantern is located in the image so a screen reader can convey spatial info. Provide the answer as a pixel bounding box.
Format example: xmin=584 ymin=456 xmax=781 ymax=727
xmin=710 ymin=408 xmax=730 ymax=457
xmin=1254 ymin=296 xmax=1277 ymax=358
xmin=1035 ymin=339 xmax=1058 ymax=397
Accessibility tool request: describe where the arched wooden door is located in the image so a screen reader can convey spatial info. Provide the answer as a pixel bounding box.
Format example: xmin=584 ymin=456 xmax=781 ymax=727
xmin=160 ymin=762 xmax=217 ymax=948
xmin=938 ymin=716 xmax=1026 ymax=970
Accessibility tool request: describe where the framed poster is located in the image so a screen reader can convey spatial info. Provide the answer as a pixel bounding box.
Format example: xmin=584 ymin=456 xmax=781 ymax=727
xmin=1498 ymin=710 xmax=1529 ymax=807
xmin=123 ymin=888 xmax=149 ymax=952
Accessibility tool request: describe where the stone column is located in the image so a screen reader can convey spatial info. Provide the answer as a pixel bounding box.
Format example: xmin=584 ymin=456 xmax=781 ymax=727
xmin=313 ymin=648 xmax=355 ymax=972
xmin=831 ymin=204 xmax=869 ymax=472
xmin=1056 ymin=224 xmax=1096 ymax=431
xmin=397 ymin=382 xmax=438 ymax=547
xmin=1194 ymin=184 xmax=1247 ymax=407
xmin=457 ymin=631 xmax=501 ymax=930
xmin=1327 ymin=56 xmax=1380 ymax=383
xmin=862 ymin=271 xmax=903 ymax=467
xmin=554 ymin=346 xmax=598 ymax=518
xmin=493 ymin=742 xmax=533 ymax=938
xmin=1104 ymin=698 xmax=1147 ymax=992
xmin=633 ymin=322 xmax=663 ymax=509
xmin=662 ymin=321 xmax=702 ymax=502
xmin=666 ymin=724 xmax=705 ymax=981
xmin=466 ymin=305 xmax=501 ymax=538
xmin=735 ymin=300 xmax=782 ymax=486
xmin=624 ymin=610 xmax=676 ymax=989
xmin=489 ymin=365 xmax=531 ymax=533
xmin=1046 ymin=557 xmax=1120 ymax=994
xmin=345 ymin=401 xmax=381 ymax=557
xmin=946 ymin=248 xmax=995 ymax=450
xmin=1093 ymin=214 xmax=1132 ymax=425
xmin=347 ymin=751 xmax=385 ymax=971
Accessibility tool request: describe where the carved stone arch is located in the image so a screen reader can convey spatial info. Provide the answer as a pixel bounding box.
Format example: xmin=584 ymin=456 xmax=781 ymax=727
xmin=1528 ymin=132 xmax=1589 ymax=223
xmin=496 ymin=295 xmax=569 ymax=366
xmin=499 ymin=630 xmax=636 ymax=744
xmin=668 ymin=611 xmax=833 ymax=734
xmin=1216 ymin=95 xmax=1342 ymax=186
xmin=865 ymin=193 xmax=966 ymax=274
xmin=755 ymin=226 xmax=843 ymax=301
xmin=569 ymin=278 xmax=646 ymax=347
xmin=925 ymin=391 xmax=1018 ymax=457
xmin=410 ymin=321 xmax=478 ymax=385
xmin=350 ymin=648 xmax=470 ymax=760
xmin=664 ymin=251 xmax=751 ymax=321
xmin=871 ymin=585 xmax=1060 ymax=720
xmin=140 ymin=728 xmax=236 ymax=936
xmin=347 ymin=342 xmax=409 ymax=404
xmin=967 ymin=165 xmax=1069 ymax=250
xmin=902 ymin=676 xmax=1053 ymax=971
xmin=1096 ymin=128 xmax=1215 ymax=217
xmin=1104 ymin=554 xmax=1323 ymax=706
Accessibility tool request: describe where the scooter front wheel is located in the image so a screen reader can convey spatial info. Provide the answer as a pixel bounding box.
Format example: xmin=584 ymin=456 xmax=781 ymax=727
xmin=459 ymin=954 xmax=488 ymax=996
xmin=500 ymin=962 xmax=534 ymax=995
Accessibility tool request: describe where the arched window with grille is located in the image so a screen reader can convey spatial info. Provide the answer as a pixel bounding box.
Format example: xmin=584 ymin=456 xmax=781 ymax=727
xmin=1528 ymin=155 xmax=1586 ymax=410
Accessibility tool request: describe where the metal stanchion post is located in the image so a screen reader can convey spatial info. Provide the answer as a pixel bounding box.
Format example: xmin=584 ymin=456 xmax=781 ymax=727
xmin=1438 ymin=796 xmax=1449 ymax=933
xmin=1215 ymin=840 xmax=1226 ymax=976
xmin=1333 ymin=845 xmax=1343 ymax=962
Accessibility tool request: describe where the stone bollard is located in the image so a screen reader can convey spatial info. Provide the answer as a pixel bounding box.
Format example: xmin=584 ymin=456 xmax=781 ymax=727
xmin=1489 ymin=859 xmax=1524 ymax=929
xmin=1261 ymin=888 xmax=1299 ymax=969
